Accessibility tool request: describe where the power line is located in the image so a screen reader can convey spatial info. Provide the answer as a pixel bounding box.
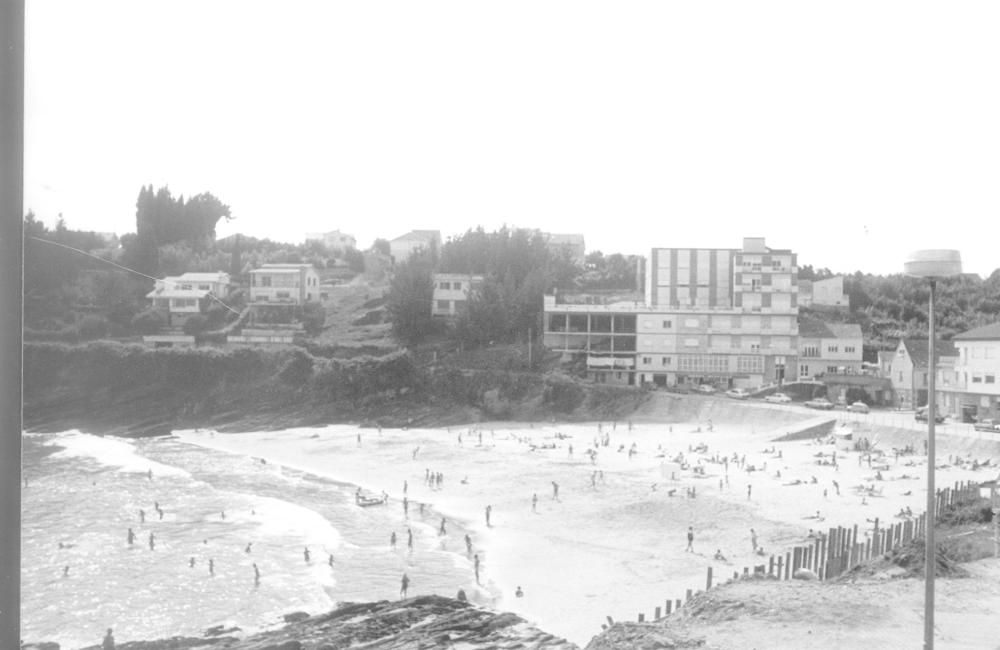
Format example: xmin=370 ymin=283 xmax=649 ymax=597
xmin=27 ymin=235 xmax=242 ymax=316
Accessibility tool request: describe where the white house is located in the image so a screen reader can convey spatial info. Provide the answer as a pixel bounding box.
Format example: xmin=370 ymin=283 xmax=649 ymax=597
xmin=389 ymin=230 xmax=441 ymax=265
xmin=305 ymin=230 xmax=357 ymax=252
xmin=796 ymin=319 xmax=863 ymax=379
xmin=145 ymin=271 xmax=231 ymax=326
xmin=937 ymin=323 xmax=1000 ymax=422
xmin=248 ymin=264 xmax=321 ymax=304
xmin=431 ymin=273 xmax=484 ymax=318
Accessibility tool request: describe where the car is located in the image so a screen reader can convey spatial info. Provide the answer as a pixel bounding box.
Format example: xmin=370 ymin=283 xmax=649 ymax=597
xmin=846 ymin=401 xmax=870 ymax=414
xmin=804 ymin=398 xmax=835 ymax=410
xmin=764 ymin=392 xmax=791 ymax=403
xmin=695 ymin=384 xmax=717 ymax=394
xmin=914 ymin=406 xmax=946 ymax=423
xmin=725 ymin=388 xmax=751 ymax=400
xmin=973 ymin=418 xmax=1000 ymax=432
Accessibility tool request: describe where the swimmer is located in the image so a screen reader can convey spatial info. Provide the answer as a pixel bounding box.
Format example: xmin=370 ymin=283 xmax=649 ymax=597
xmin=515 ymin=586 xmax=524 ymax=598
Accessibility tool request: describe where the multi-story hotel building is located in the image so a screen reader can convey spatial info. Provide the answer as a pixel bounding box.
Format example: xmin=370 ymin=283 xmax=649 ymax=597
xmin=544 ymin=237 xmax=799 ymax=389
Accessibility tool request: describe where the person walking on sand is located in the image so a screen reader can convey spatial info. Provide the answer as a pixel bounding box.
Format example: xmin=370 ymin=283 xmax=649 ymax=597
xmin=474 ymin=553 xmax=481 ymax=584
xmin=189 ymin=557 xmax=195 ymax=568
xmin=139 ymin=508 xmax=145 ymax=524
xmin=532 ymin=493 xmax=538 ymax=513
xmin=127 ymin=528 xmax=135 ymax=546
xmin=750 ymin=528 xmax=758 ymax=552
xmin=245 ymin=542 xmax=252 ymax=553
xmin=408 ymin=528 xmax=414 ymax=551
xmin=403 ymin=496 xmax=409 ymax=517
xmin=439 ymin=517 xmax=447 ymax=536
xmin=400 ymin=573 xmax=410 ymax=598
xmin=746 ymin=484 xmax=752 ymax=500
xmin=304 ymin=547 xmax=311 ymax=563
xmin=403 ymin=480 xmax=408 ymax=494
xmin=148 ymin=532 xmax=155 ymax=551
xmin=485 ymin=505 xmax=492 ymax=527
xmin=102 ymin=628 xmax=116 ymax=650
xmin=253 ymin=562 xmax=260 ymax=583
xmin=686 ymin=526 xmax=694 ymax=552
xmin=551 ymin=481 xmax=559 ymax=500
xmin=209 ymin=559 xmax=215 ymax=576
xmin=390 ymin=531 xmax=397 ymax=549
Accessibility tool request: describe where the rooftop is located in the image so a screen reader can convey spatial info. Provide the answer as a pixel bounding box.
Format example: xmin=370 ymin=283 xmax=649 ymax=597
xmin=391 ymin=229 xmax=441 ymax=243
xmin=901 ymin=338 xmax=958 ymax=366
xmin=953 ymin=322 xmax=1000 ymax=341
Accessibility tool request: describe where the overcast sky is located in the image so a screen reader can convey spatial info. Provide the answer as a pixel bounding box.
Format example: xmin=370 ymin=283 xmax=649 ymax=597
xmin=24 ymin=1 xmax=1000 ymax=277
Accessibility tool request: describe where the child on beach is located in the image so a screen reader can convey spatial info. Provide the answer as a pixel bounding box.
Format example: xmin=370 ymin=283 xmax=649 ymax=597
xmin=686 ymin=526 xmax=694 ymax=552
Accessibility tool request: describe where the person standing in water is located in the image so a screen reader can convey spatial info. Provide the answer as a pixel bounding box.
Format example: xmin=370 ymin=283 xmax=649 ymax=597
xmin=209 ymin=559 xmax=214 ymax=576
xmin=400 ymin=573 xmax=410 ymax=599
xmin=485 ymin=505 xmax=492 ymax=527
xmin=686 ymin=526 xmax=694 ymax=553
xmin=148 ymin=532 xmax=155 ymax=551
xmin=439 ymin=518 xmax=447 ymax=535
xmin=407 ymin=528 xmax=414 ymax=551
xmin=102 ymin=628 xmax=116 ymax=650
xmin=390 ymin=531 xmax=397 ymax=548
xmin=465 ymin=533 xmax=472 ymax=555
xmin=474 ymin=553 xmax=481 ymax=584
xmin=127 ymin=528 xmax=135 ymax=546
xmin=253 ymin=562 xmax=260 ymax=584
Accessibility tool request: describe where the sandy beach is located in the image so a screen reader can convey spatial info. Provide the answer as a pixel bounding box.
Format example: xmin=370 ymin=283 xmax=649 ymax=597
xmin=175 ymin=402 xmax=996 ymax=646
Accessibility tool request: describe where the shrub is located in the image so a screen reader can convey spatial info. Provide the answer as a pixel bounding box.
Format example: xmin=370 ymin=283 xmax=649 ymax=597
xmin=131 ymin=309 xmax=165 ymax=335
xmin=182 ymin=314 xmax=210 ymax=336
xmin=78 ymin=315 xmax=109 ymax=340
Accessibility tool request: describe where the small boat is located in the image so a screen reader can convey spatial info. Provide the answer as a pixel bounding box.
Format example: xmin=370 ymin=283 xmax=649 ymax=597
xmin=355 ymin=493 xmax=388 ymax=507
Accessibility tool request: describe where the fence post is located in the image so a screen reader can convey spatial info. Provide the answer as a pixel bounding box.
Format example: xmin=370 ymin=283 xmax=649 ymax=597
xmin=675 ymin=599 xmax=681 ymax=611
xmin=665 ymin=600 xmax=672 ymax=615
xmin=706 ymin=566 xmax=713 ymax=591
xmin=686 ymin=588 xmax=693 ymax=601
xmin=785 ymin=551 xmax=792 ymax=579
xmin=769 ymin=555 xmax=775 ymax=575
xmin=777 ymin=555 xmax=784 ymax=579
xmin=638 ymin=613 xmax=644 ymax=622
xmin=655 ymin=606 xmax=661 ymax=620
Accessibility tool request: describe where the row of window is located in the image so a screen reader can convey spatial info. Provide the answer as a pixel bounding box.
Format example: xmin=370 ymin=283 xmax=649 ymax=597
xmin=437 ymin=281 xmax=465 ymax=291
xmin=639 ymin=316 xmax=795 ymax=330
xmin=637 ymin=355 xmax=765 ymax=374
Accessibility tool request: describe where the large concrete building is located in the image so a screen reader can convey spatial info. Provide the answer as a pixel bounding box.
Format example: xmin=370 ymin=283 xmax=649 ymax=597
xmin=545 ymin=237 xmax=799 ymax=388
xmin=936 ymin=323 xmax=1000 ymax=422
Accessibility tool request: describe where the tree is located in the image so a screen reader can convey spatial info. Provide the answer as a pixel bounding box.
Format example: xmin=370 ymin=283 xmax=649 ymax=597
xmin=385 ymin=253 xmax=437 ymax=346
xmin=372 ymin=238 xmax=391 ymax=256
xmin=344 ymin=247 xmax=365 ymax=273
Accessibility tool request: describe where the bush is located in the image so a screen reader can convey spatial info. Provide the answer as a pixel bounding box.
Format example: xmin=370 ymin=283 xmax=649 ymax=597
xmin=78 ymin=315 xmax=109 ymax=340
xmin=300 ymin=302 xmax=326 ymax=335
xmin=845 ymin=387 xmax=872 ymax=405
xmin=182 ymin=314 xmax=210 ymax=336
xmin=131 ymin=309 xmax=165 ymax=335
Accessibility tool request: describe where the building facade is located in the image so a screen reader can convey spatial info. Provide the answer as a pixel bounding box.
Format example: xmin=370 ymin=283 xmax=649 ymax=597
xmin=796 ymin=319 xmax=863 ymax=379
xmin=389 ymin=230 xmax=441 ymax=265
xmin=305 ymin=230 xmax=357 ymax=251
xmin=249 ymin=264 xmax=321 ymax=304
xmin=936 ymin=323 xmax=1000 ymax=422
xmin=543 ymin=233 xmax=586 ymax=266
xmin=431 ymin=273 xmax=484 ymax=318
xmin=545 ymin=237 xmax=799 ymax=388
xmin=145 ymin=271 xmax=231 ymax=326
xmin=887 ymin=338 xmax=958 ymax=408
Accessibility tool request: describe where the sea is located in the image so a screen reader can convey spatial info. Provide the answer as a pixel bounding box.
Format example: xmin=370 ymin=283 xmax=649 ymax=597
xmin=21 ymin=430 xmax=476 ymax=650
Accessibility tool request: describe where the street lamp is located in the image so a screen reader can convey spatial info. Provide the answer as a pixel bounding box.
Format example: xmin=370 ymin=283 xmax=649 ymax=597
xmin=904 ymin=249 xmax=962 ymax=650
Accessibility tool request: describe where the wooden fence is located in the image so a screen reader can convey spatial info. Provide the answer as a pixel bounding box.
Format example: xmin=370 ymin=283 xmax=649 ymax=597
xmin=616 ymin=480 xmax=982 ymax=625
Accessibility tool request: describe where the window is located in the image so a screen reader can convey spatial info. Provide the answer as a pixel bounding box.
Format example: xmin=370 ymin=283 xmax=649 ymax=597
xmin=180 ymin=284 xmax=192 ymax=290
xmin=439 ymin=282 xmax=451 ymax=290
xmin=845 ymin=346 xmax=855 ymax=353
xmin=261 ymin=276 xmax=272 ymax=287
xmin=737 ymin=356 xmax=763 ymax=373
xmin=663 ymin=320 xmax=672 ymax=329
xmin=827 ymin=366 xmax=839 ymax=373
xmin=800 ymin=364 xmax=809 ymax=376
xmin=615 ymin=372 xmax=622 ymax=380
xmin=437 ymin=300 xmax=450 ymax=310
xmin=642 ymin=357 xmax=652 ymax=365
xmin=198 ymin=284 xmax=211 ymax=291
xmin=750 ymin=343 xmax=761 ymax=353
xmin=771 ymin=260 xmax=782 ymax=270
xmin=751 ymin=278 xmax=761 ymax=291
xmin=684 ymin=338 xmax=699 ymax=347
xmin=276 ymin=291 xmax=291 ymax=299
xmin=987 ymin=375 xmax=996 ymax=384
xmin=828 ymin=345 xmax=839 ymax=353
xmin=662 ymin=357 xmax=671 ymax=366
xmin=761 ymin=316 xmax=771 ymax=329
xmin=802 ymin=346 xmax=819 ymax=357
xmin=972 ymin=374 xmax=983 ymax=384
xmin=684 ymin=318 xmax=699 ymax=328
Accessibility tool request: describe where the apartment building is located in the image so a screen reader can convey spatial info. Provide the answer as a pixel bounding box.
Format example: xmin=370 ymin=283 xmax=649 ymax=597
xmin=545 ymin=237 xmax=799 ymax=388
xmin=936 ymin=323 xmax=1000 ymax=422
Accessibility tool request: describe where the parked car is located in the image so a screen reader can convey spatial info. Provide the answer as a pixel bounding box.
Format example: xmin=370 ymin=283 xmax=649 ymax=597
xmin=725 ymin=388 xmax=751 ymax=400
xmin=846 ymin=401 xmax=870 ymax=414
xmin=805 ymin=398 xmax=835 ymax=410
xmin=695 ymin=384 xmax=717 ymax=394
xmin=973 ymin=418 xmax=1000 ymax=432
xmin=764 ymin=392 xmax=791 ymax=403
xmin=914 ymin=406 xmax=946 ymax=423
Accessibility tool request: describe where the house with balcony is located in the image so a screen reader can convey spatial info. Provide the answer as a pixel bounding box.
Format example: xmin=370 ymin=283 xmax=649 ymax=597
xmin=248 ymin=264 xmax=321 ymax=304
xmin=145 ymin=271 xmax=231 ymax=327
xmin=936 ymin=323 xmax=1000 ymax=422
xmin=431 ymin=273 xmax=484 ymax=319
xmin=389 ymin=230 xmax=441 ymax=266
xmin=796 ymin=318 xmax=863 ymax=379
xmin=544 ymin=237 xmax=800 ymax=388
xmin=887 ymin=337 xmax=958 ymax=409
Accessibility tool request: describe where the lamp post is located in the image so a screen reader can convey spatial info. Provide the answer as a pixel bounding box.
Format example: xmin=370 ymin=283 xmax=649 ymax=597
xmin=904 ymin=249 xmax=962 ymax=650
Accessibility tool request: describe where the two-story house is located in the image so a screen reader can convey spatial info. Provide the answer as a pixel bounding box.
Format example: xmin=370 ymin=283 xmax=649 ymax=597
xmin=248 ymin=264 xmax=321 ymax=304
xmin=796 ymin=318 xmax=863 ymax=379
xmin=305 ymin=230 xmax=357 ymax=252
xmin=431 ymin=273 xmax=484 ymax=319
xmin=936 ymin=323 xmax=1000 ymax=422
xmin=145 ymin=271 xmax=231 ymax=326
xmin=888 ymin=338 xmax=958 ymax=408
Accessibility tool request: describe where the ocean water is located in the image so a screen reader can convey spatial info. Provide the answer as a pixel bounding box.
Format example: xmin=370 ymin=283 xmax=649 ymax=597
xmin=21 ymin=430 xmax=475 ymax=650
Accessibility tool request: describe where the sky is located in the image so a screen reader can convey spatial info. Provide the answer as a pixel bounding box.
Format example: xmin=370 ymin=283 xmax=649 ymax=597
xmin=23 ymin=1 xmax=1000 ymax=278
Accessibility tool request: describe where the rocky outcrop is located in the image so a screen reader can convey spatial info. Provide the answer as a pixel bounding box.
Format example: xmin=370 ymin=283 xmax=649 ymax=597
xmin=70 ymin=596 xmax=577 ymax=650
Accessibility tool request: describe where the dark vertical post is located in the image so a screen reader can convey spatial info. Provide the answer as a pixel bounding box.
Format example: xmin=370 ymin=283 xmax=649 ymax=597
xmin=925 ymin=279 xmax=937 ymax=650
xmin=706 ymin=566 xmax=713 ymax=590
